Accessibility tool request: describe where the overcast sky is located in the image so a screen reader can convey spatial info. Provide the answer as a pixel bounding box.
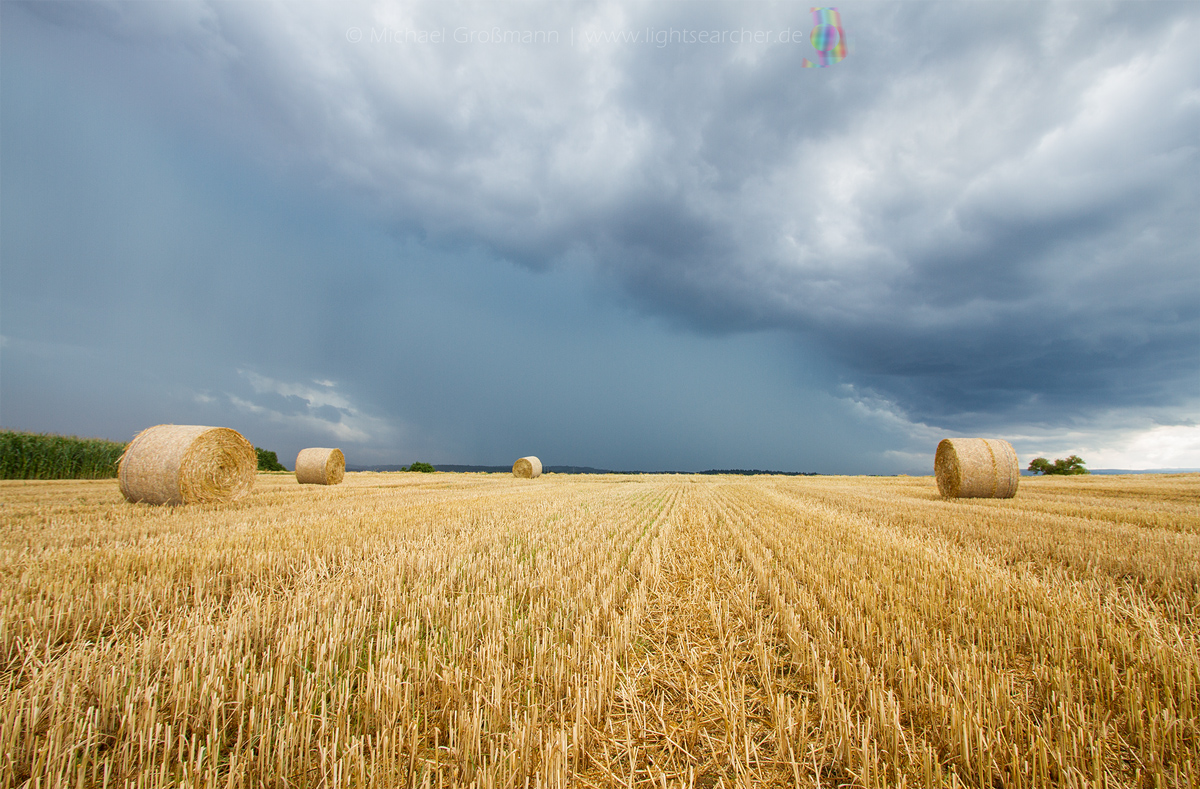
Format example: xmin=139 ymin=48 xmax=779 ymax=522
xmin=2 ymin=1 xmax=1198 ymax=473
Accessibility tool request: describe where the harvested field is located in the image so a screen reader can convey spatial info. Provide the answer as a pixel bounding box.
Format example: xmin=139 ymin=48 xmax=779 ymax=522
xmin=2 ymin=472 xmax=1198 ymax=787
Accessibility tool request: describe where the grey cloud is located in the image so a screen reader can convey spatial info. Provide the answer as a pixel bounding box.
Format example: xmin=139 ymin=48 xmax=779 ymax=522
xmin=313 ymin=404 xmax=351 ymax=423
xmin=254 ymin=392 xmax=311 ymax=417
xmin=7 ymin=0 xmax=1198 ymax=441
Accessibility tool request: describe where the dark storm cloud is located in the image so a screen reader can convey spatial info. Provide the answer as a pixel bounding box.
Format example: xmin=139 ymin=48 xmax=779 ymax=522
xmin=3 ymin=0 xmax=1198 ymax=470
xmin=590 ymin=2 xmax=1200 ymax=423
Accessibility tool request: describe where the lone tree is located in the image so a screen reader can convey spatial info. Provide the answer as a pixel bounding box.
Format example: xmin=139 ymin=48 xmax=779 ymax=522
xmin=1028 ymin=455 xmax=1088 ymax=475
xmin=256 ymin=447 xmax=287 ymax=472
xmin=406 ymin=461 xmax=435 ymax=473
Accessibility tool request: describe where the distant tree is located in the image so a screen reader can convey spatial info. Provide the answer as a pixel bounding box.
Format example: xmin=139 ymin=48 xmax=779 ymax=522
xmin=407 ymin=461 xmax=435 ymax=473
xmin=1053 ymin=455 xmax=1089 ymax=475
xmin=1028 ymin=457 xmax=1053 ymax=475
xmin=1028 ymin=455 xmax=1088 ymax=475
xmin=256 ymin=447 xmax=286 ymax=472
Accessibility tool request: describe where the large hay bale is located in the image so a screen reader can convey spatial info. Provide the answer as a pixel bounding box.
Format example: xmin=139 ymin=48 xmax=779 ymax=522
xmin=512 ymin=456 xmax=542 ymax=478
xmin=935 ymin=438 xmax=1019 ymax=499
xmin=295 ymin=447 xmax=345 ymax=485
xmin=118 ymin=425 xmax=256 ymax=505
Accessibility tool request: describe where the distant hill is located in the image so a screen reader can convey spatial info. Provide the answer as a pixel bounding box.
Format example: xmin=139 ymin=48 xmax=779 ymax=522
xmin=424 ymin=464 xmax=512 ymax=473
xmin=1086 ymin=468 xmax=1200 ymax=475
xmin=345 ymin=464 xmax=424 ymax=472
xmin=348 ymin=464 xmax=1200 ymax=476
xmin=543 ymin=465 xmax=623 ymax=474
xmin=1022 ymin=468 xmax=1200 ymax=476
xmin=698 ymin=469 xmax=821 ymax=476
xmin=348 ymin=464 xmax=634 ymax=474
xmin=346 ymin=464 xmax=824 ymax=475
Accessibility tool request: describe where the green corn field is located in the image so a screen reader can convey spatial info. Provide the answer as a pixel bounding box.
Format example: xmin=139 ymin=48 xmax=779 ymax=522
xmin=0 ymin=429 xmax=127 ymax=480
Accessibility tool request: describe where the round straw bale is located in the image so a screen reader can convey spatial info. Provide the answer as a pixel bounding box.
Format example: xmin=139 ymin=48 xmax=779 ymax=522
xmin=295 ymin=447 xmax=345 ymax=485
xmin=512 ymin=456 xmax=542 ymax=478
xmin=118 ymin=425 xmax=256 ymax=505
xmin=935 ymin=438 xmax=1019 ymax=499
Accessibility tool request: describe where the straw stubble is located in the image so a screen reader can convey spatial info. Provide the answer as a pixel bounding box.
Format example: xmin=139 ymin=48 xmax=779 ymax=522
xmin=5 ymin=472 xmax=1198 ymax=787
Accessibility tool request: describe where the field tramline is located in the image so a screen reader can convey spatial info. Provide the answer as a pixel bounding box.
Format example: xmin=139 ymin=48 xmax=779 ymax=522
xmin=1 ymin=472 xmax=1197 ymax=787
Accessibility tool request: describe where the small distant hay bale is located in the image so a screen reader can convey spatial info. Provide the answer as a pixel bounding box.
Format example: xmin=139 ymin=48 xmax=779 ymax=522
xmin=295 ymin=447 xmax=345 ymax=485
xmin=935 ymin=438 xmax=1019 ymax=499
xmin=118 ymin=425 xmax=256 ymax=505
xmin=512 ymin=456 xmax=542 ymax=478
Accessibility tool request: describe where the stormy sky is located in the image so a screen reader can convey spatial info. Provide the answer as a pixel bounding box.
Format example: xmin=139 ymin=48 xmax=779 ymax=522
xmin=2 ymin=1 xmax=1198 ymax=473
